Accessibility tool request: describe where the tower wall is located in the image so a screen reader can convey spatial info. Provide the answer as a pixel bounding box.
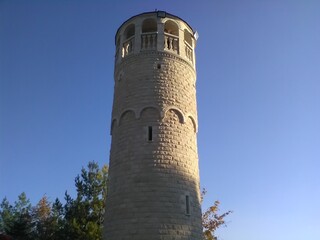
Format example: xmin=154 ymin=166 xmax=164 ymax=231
xmin=104 ymin=11 xmax=202 ymax=240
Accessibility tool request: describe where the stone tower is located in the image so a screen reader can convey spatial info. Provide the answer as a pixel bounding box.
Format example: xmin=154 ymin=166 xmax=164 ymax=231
xmin=104 ymin=11 xmax=202 ymax=240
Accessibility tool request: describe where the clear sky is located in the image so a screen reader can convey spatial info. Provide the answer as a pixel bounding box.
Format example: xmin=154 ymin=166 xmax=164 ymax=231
xmin=1 ymin=0 xmax=320 ymax=239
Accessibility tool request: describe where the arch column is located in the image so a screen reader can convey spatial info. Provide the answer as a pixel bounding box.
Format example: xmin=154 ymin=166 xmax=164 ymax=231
xmin=178 ymin=28 xmax=185 ymax=58
xmin=157 ymin=19 xmax=164 ymax=51
xmin=191 ymin=37 xmax=196 ymax=68
xmin=116 ymin=30 xmax=124 ymax=65
xmin=134 ymin=20 xmax=142 ymax=54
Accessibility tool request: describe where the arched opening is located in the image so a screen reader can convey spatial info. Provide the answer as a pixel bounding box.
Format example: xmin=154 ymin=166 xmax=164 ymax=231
xmin=184 ymin=29 xmax=193 ymax=46
xmin=164 ymin=20 xmax=179 ymax=53
xmin=142 ymin=18 xmax=157 ymax=33
xmin=141 ymin=18 xmax=157 ymax=50
xmin=164 ymin=20 xmax=179 ymax=36
xmin=124 ymin=24 xmax=135 ymax=39
xmin=122 ymin=24 xmax=135 ymax=57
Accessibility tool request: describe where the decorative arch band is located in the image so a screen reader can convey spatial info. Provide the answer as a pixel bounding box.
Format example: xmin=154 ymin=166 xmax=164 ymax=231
xmin=111 ymin=106 xmax=198 ymax=134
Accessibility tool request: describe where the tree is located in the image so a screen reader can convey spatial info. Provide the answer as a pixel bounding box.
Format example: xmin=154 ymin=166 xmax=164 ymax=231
xmin=1 ymin=163 xmax=231 ymax=240
xmin=0 ymin=162 xmax=108 ymax=240
xmin=50 ymin=198 xmax=66 ymax=240
xmin=0 ymin=198 xmax=14 ymax=233
xmin=32 ymin=195 xmax=56 ymax=240
xmin=201 ymin=189 xmax=232 ymax=240
xmin=63 ymin=161 xmax=108 ymax=240
xmin=0 ymin=193 xmax=33 ymax=240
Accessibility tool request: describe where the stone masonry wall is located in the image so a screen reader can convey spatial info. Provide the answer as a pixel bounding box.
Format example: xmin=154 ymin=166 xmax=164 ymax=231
xmin=104 ymin=49 xmax=202 ymax=240
xmin=112 ymin=51 xmax=197 ymax=125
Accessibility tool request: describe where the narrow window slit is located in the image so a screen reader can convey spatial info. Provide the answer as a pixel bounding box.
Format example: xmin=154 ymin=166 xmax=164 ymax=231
xmin=148 ymin=126 xmax=153 ymax=141
xmin=186 ymin=195 xmax=190 ymax=215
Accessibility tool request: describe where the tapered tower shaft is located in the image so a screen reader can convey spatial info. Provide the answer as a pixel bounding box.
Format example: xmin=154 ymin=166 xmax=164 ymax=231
xmin=104 ymin=11 xmax=202 ymax=240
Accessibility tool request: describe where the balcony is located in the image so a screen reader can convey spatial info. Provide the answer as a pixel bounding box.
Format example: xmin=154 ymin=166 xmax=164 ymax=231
xmin=164 ymin=32 xmax=179 ymax=54
xmin=119 ymin=33 xmax=193 ymax=64
xmin=115 ymin=13 xmax=197 ymax=67
xmin=119 ymin=32 xmax=194 ymax=65
xmin=122 ymin=36 xmax=135 ymax=58
xmin=141 ymin=32 xmax=157 ymax=50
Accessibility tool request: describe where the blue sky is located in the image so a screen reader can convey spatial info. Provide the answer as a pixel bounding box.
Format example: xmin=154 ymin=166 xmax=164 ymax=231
xmin=1 ymin=1 xmax=320 ymax=239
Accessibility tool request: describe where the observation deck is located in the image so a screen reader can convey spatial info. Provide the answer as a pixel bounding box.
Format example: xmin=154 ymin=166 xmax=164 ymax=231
xmin=115 ymin=11 xmax=197 ymax=67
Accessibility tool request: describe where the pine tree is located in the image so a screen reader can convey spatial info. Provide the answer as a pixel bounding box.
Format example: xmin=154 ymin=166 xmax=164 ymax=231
xmin=50 ymin=198 xmax=66 ymax=239
xmin=3 ymin=193 xmax=33 ymax=240
xmin=32 ymin=195 xmax=54 ymax=240
xmin=0 ymin=198 xmax=14 ymax=233
xmin=64 ymin=161 xmax=108 ymax=240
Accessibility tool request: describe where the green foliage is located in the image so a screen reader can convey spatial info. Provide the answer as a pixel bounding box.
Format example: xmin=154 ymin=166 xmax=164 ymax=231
xmin=0 ymin=161 xmax=108 ymax=240
xmin=48 ymin=198 xmax=66 ymax=240
xmin=0 ymin=197 xmax=13 ymax=233
xmin=201 ymin=189 xmax=232 ymax=240
xmin=0 ymin=162 xmax=230 ymax=240
xmin=0 ymin=193 xmax=33 ymax=240
xmin=64 ymin=161 xmax=108 ymax=240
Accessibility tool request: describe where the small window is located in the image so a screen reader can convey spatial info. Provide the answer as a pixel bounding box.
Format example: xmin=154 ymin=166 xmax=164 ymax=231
xmin=147 ymin=126 xmax=153 ymax=141
xmin=186 ymin=195 xmax=190 ymax=215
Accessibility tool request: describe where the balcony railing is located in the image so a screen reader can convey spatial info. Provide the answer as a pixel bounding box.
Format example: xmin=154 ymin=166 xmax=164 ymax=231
xmin=118 ymin=32 xmax=194 ymax=64
xmin=141 ymin=32 xmax=157 ymax=50
xmin=122 ymin=36 xmax=135 ymax=57
xmin=164 ymin=33 xmax=179 ymax=54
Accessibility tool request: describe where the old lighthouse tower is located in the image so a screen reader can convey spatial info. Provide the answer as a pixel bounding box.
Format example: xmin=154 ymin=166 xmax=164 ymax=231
xmin=104 ymin=11 xmax=202 ymax=239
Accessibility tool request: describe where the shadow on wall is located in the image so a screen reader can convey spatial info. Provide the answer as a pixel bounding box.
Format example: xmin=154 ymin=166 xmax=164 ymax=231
xmin=106 ymin=108 xmax=202 ymax=239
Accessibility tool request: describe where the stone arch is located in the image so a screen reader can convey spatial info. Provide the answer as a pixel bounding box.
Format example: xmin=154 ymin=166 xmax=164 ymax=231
xmin=164 ymin=20 xmax=179 ymax=36
xmin=164 ymin=106 xmax=185 ymax=124
xmin=124 ymin=24 xmax=135 ymax=39
xmin=186 ymin=115 xmax=197 ymax=133
xmin=184 ymin=29 xmax=193 ymax=46
xmin=138 ymin=106 xmax=162 ymax=119
xmin=118 ymin=109 xmax=137 ymax=126
xmin=141 ymin=18 xmax=158 ymax=50
xmin=110 ymin=118 xmax=118 ymax=135
xmin=142 ymin=18 xmax=157 ymax=33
